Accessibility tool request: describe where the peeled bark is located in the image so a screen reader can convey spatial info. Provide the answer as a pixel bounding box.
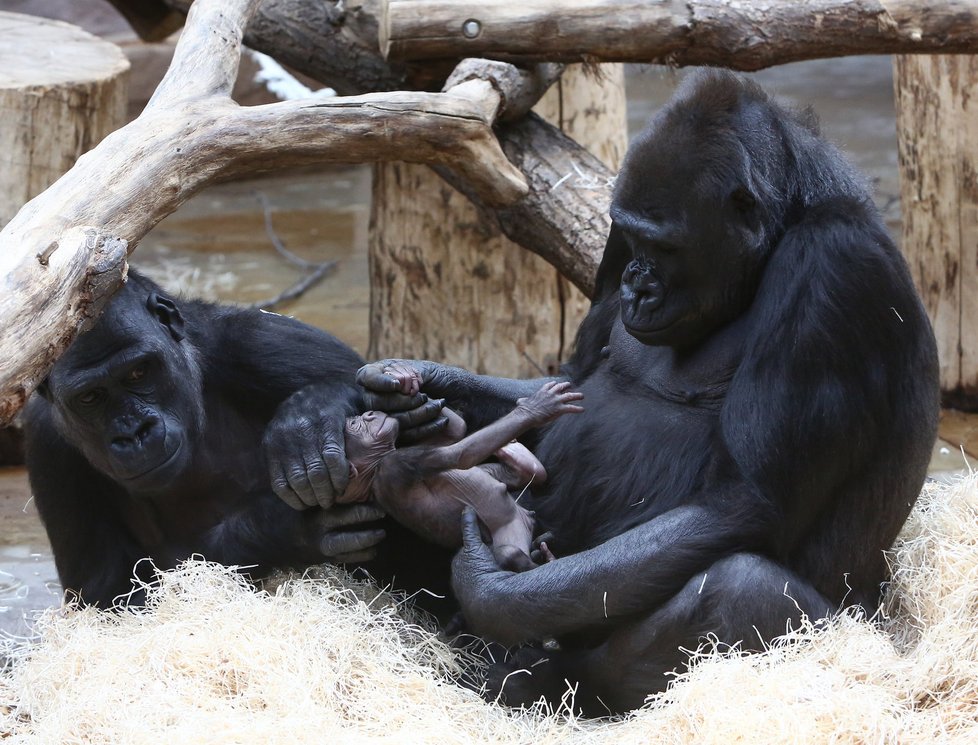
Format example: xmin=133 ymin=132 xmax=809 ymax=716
xmin=382 ymin=0 xmax=978 ymax=68
xmin=0 ymin=0 xmax=529 ymax=425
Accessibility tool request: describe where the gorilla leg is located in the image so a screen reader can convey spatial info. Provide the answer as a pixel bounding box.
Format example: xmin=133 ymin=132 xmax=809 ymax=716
xmin=491 ymin=553 xmax=834 ymax=715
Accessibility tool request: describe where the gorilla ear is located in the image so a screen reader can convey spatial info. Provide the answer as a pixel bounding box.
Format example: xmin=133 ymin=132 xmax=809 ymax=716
xmin=730 ymin=186 xmax=757 ymax=214
xmin=147 ymin=292 xmax=186 ymax=342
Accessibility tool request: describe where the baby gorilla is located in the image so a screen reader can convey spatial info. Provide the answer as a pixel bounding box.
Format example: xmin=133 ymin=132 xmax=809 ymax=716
xmin=341 ymin=373 xmax=583 ymax=570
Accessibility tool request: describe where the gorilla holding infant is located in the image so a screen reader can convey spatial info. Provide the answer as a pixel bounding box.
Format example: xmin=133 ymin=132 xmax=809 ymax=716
xmin=358 ymin=70 xmax=939 ymax=712
xmin=24 ymin=70 xmax=938 ymax=714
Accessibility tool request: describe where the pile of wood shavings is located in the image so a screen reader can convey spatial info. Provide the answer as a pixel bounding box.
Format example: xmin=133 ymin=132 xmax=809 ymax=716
xmin=2 ymin=475 xmax=977 ymax=744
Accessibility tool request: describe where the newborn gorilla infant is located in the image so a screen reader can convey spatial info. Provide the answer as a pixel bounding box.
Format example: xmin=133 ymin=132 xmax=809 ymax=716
xmin=341 ymin=369 xmax=583 ymax=570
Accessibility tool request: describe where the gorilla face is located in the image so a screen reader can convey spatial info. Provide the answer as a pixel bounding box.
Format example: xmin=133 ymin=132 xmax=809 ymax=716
xmin=43 ymin=288 xmax=203 ymax=494
xmin=610 ymin=84 xmax=779 ymax=349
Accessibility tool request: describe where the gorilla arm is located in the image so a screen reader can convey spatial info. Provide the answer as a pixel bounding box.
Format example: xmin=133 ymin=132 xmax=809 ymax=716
xmin=200 ymin=309 xmax=364 ymax=510
xmin=195 ymin=500 xmax=387 ymax=568
xmin=451 ymin=496 xmax=766 ymax=646
xmin=357 ymin=360 xmax=555 ymax=432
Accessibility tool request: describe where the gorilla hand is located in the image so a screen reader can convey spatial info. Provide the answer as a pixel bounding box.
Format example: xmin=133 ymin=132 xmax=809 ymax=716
xmin=264 ymin=384 xmax=352 ymax=510
xmin=451 ymin=508 xmax=527 ymax=645
xmin=307 ymin=503 xmax=387 ymax=563
xmin=356 ymin=360 xmax=461 ymax=443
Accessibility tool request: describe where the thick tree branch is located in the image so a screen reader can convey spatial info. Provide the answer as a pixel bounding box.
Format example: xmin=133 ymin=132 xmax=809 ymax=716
xmin=382 ymin=0 xmax=978 ymax=68
xmin=0 ymin=0 xmax=529 ymax=425
xmin=157 ymin=0 xmax=610 ymax=293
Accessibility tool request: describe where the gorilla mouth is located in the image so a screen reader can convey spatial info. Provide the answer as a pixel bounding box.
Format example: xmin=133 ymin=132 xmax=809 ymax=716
xmin=121 ymin=443 xmax=183 ymax=484
xmin=620 ymin=260 xmax=669 ymax=334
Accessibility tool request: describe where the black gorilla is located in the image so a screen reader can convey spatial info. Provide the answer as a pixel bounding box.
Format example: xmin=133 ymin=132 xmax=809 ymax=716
xmin=358 ymin=70 xmax=940 ymax=713
xmin=23 ymin=270 xmax=410 ymax=607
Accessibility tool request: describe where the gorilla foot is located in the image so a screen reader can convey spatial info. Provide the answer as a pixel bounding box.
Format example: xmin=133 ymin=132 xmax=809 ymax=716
xmin=483 ymin=646 xmax=570 ymax=710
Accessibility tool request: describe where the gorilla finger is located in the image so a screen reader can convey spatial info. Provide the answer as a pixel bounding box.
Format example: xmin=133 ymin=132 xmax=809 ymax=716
xmin=330 ymin=548 xmax=379 ymax=564
xmin=396 ymin=416 xmax=449 ymax=445
xmin=320 ymin=503 xmax=387 ymax=529
xmin=362 ymin=390 xmax=428 ymax=414
xmin=458 ymin=509 xmax=502 ymax=574
xmin=321 ymin=529 xmax=386 ymax=558
xmin=270 ymin=465 xmax=306 ymax=511
xmin=355 ymin=362 xmax=401 ymax=392
xmin=321 ymin=446 xmax=350 ymax=503
xmin=302 ymin=453 xmax=336 ymax=509
xmin=391 ymin=399 xmax=444 ymax=428
xmin=460 ymin=509 xmax=493 ymax=555
xmin=285 ymin=466 xmax=318 ymax=508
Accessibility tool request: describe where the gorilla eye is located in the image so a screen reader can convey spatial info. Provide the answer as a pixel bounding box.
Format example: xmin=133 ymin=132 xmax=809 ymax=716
xmin=126 ymin=363 xmax=148 ymax=383
xmin=730 ymin=186 xmax=757 ymax=213
xmin=76 ymin=389 xmax=104 ymax=406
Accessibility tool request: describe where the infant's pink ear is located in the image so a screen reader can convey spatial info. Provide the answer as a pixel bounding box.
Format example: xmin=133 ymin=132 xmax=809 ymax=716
xmin=349 ymin=463 xmax=359 ymax=480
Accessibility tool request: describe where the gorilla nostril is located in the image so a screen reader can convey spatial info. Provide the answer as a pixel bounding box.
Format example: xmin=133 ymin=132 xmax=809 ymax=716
xmin=623 ymin=260 xmax=661 ymax=295
xmin=135 ymin=417 xmax=161 ymax=443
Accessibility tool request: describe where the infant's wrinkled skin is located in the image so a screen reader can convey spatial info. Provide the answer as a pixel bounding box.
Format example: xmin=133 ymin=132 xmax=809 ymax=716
xmin=342 ymin=381 xmax=582 ymax=571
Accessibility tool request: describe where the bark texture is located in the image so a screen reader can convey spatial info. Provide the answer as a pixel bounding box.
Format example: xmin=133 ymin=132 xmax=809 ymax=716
xmin=368 ymin=64 xmax=625 ymax=377
xmin=895 ymin=54 xmax=978 ymax=409
xmin=383 ymin=0 xmax=978 ymax=68
xmin=0 ymin=12 xmax=129 ymax=229
xmin=0 ymin=0 xmax=527 ymax=424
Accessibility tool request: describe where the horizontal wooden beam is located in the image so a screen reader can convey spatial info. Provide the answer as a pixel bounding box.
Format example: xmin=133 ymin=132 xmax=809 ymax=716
xmin=382 ymin=0 xmax=978 ymax=69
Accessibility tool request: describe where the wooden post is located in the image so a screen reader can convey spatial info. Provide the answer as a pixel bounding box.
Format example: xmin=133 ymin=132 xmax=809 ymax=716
xmin=368 ymin=64 xmax=626 ymax=376
xmin=895 ymin=55 xmax=978 ymax=410
xmin=0 ymin=13 xmax=129 ymax=230
xmin=0 ymin=13 xmax=128 ymax=462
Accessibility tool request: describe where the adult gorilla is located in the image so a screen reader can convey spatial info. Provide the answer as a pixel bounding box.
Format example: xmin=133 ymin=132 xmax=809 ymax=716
xmin=358 ymin=70 xmax=940 ymax=713
xmin=23 ymin=270 xmax=440 ymax=608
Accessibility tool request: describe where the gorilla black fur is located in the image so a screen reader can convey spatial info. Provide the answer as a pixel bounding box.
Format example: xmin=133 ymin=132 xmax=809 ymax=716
xmin=24 ymin=270 xmax=386 ymax=607
xmin=360 ymin=70 xmax=940 ymax=713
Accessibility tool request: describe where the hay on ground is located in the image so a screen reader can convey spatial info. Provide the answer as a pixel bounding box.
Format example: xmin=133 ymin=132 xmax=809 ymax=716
xmin=2 ymin=475 xmax=978 ymax=744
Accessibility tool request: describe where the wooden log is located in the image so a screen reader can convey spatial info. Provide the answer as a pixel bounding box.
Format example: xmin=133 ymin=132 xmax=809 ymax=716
xmin=895 ymin=55 xmax=978 ymax=410
xmin=104 ymin=0 xmax=184 ymax=41
xmin=368 ymin=64 xmax=625 ymax=377
xmin=0 ymin=12 xmax=129 ymax=461
xmin=156 ymin=0 xmax=613 ymax=298
xmin=0 ymin=0 xmax=534 ymax=426
xmin=164 ymin=0 xmax=412 ymax=96
xmin=382 ymin=0 xmax=978 ymax=68
xmin=0 ymin=13 xmax=129 ymax=229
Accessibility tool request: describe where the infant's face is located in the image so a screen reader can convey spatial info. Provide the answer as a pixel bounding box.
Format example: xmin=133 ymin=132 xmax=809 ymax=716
xmin=345 ymin=410 xmax=399 ymax=449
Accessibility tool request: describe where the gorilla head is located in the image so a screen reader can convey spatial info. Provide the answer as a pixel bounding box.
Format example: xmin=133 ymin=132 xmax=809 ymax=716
xmin=610 ymin=70 xmax=862 ymax=348
xmin=40 ymin=274 xmax=204 ymax=493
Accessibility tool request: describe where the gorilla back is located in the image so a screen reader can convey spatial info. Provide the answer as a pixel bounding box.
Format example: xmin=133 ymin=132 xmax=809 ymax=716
xmin=25 ymin=270 xmax=383 ymax=607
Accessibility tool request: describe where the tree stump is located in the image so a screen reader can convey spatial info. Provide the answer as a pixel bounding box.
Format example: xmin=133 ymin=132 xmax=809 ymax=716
xmin=0 ymin=12 xmax=128 ymax=462
xmin=894 ymin=55 xmax=978 ymax=410
xmin=0 ymin=12 xmax=129 ymax=229
xmin=368 ymin=64 xmax=626 ymax=376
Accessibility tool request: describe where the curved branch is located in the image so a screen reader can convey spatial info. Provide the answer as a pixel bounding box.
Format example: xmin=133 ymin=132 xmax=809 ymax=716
xmin=0 ymin=0 xmax=527 ymax=425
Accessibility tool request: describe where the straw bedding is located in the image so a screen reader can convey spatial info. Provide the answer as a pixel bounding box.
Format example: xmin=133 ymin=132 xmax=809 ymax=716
xmin=2 ymin=474 xmax=977 ymax=744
